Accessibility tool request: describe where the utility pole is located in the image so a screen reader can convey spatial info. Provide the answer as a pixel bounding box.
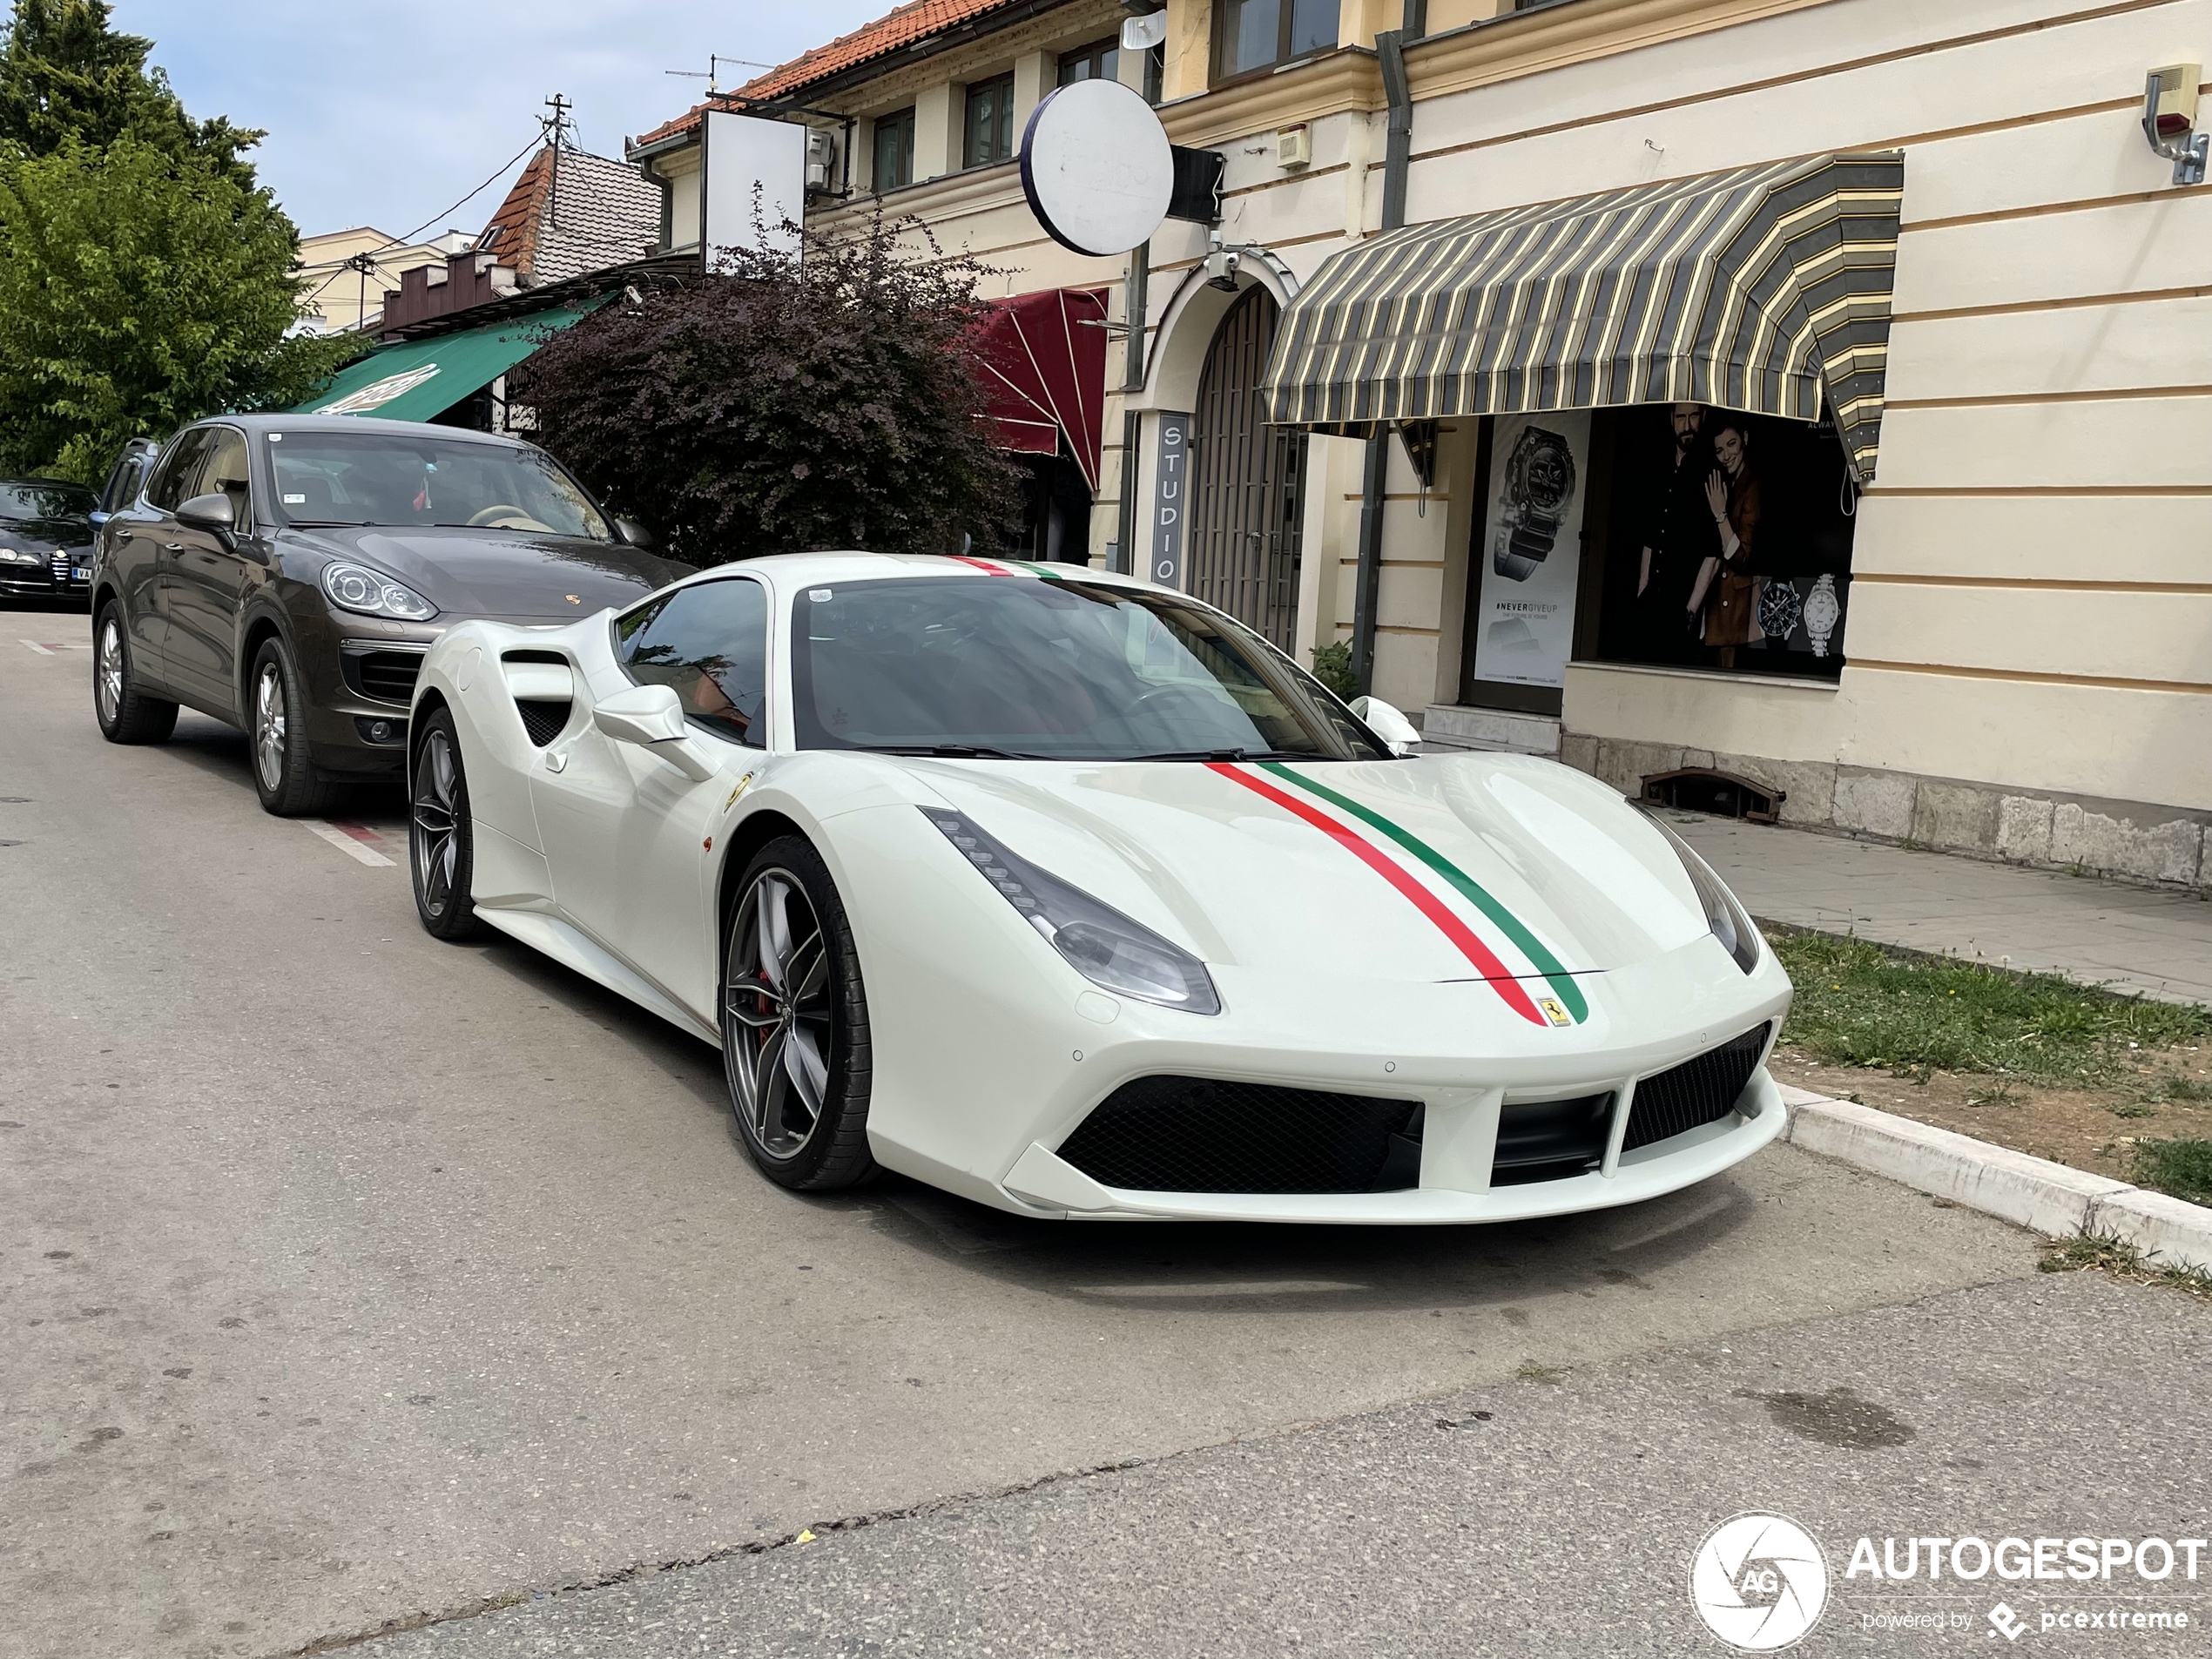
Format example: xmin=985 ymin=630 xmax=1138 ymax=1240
xmin=543 ymin=93 xmax=572 ymax=229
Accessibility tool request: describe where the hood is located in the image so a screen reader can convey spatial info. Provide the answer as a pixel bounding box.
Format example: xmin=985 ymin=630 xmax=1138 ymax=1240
xmin=904 ymin=752 xmax=1716 ymax=1027
xmin=288 ymin=526 xmax=677 ymax=620
xmin=0 ymin=516 xmax=93 ymax=554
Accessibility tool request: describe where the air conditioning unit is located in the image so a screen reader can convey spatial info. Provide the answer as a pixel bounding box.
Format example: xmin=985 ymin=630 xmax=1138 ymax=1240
xmin=806 ymin=127 xmax=838 ymax=193
xmin=1276 ymin=124 xmax=1312 ymax=169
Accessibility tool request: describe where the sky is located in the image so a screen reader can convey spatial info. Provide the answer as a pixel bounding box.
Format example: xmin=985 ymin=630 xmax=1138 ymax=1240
xmin=111 ymin=1 xmax=890 ymax=241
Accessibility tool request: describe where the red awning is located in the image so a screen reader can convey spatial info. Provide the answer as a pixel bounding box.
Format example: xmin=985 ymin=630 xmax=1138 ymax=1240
xmin=972 ymin=288 xmax=1109 ymax=489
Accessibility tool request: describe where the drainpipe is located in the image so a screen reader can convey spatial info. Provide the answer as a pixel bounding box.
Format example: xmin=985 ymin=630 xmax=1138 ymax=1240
xmin=1349 ymin=10 xmax=1419 ymax=694
xmin=1114 ymin=242 xmax=1150 ymax=575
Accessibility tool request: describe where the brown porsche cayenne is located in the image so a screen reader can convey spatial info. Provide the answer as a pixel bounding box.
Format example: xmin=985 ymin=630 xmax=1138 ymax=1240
xmin=89 ymin=414 xmax=678 ymax=815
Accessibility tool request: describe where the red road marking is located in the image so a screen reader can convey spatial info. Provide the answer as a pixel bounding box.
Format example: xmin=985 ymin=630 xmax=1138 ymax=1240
xmin=1206 ymin=762 xmax=1548 ymax=1027
xmin=328 ymin=820 xmax=387 ymax=845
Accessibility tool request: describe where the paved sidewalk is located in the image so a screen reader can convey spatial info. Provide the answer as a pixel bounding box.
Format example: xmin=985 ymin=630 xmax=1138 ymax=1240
xmin=1672 ymin=813 xmax=2212 ymax=1007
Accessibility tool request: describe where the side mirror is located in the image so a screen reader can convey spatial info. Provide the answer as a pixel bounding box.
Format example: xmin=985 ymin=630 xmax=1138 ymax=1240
xmin=1349 ymin=695 xmax=1420 ymax=758
xmin=592 ymin=683 xmax=717 ymax=780
xmin=614 ymin=517 xmax=655 ymax=550
xmin=177 ymin=492 xmax=236 ymax=534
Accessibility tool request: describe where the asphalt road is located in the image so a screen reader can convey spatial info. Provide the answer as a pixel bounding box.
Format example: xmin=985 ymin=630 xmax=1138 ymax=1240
xmin=2 ymin=605 xmax=2202 ymax=1659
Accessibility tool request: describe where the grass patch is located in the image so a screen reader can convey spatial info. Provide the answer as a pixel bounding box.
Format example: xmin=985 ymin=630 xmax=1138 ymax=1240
xmin=2154 ymin=1074 xmax=2212 ymax=1103
xmin=2131 ymin=1137 xmax=2212 ymax=1207
xmin=2039 ymin=1232 xmax=2212 ymax=1300
xmin=1772 ymin=930 xmax=2209 ymax=1085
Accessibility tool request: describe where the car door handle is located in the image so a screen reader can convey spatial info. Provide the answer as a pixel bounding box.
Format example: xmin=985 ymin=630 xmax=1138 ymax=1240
xmin=114 ymin=528 xmax=133 ymax=542
xmin=163 ymin=543 xmax=184 ymax=553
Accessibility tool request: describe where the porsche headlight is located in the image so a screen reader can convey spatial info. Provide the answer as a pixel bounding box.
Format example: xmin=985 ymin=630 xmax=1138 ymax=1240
xmin=922 ymin=808 xmax=1221 ymax=1015
xmin=1636 ymin=805 xmax=1761 ymax=974
xmin=321 ymin=561 xmax=436 ymax=621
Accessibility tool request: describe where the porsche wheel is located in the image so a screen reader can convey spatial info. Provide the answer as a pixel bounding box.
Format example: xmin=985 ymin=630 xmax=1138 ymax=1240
xmin=721 ymin=837 xmax=876 ymax=1190
xmin=92 ymin=605 xmax=177 ymax=745
xmin=408 ymin=708 xmax=484 ymax=941
xmin=248 ymin=637 xmax=343 ymax=817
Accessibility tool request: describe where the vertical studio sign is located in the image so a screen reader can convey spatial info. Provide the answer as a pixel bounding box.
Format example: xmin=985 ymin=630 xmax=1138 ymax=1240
xmin=1153 ymin=412 xmax=1190 ymax=590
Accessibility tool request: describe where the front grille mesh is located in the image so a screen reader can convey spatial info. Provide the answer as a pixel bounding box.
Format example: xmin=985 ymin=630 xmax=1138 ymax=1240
xmin=1056 ymin=1077 xmax=1423 ymax=1194
xmin=1623 ymin=1023 xmax=1771 ymax=1152
xmin=516 ymin=698 xmax=570 ymax=746
xmin=354 ymin=650 xmax=422 ymax=704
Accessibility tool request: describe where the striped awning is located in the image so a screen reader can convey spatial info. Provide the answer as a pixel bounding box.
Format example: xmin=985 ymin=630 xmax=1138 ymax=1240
xmin=1261 ymin=153 xmax=1904 ymax=480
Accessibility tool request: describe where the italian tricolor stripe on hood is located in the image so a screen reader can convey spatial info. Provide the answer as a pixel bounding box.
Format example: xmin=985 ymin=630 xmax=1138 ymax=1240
xmin=1206 ymin=761 xmax=1590 ymax=1028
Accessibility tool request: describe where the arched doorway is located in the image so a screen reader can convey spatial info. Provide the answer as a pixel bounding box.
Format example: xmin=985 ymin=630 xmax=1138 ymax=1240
xmin=1185 ymin=287 xmax=1305 ymax=650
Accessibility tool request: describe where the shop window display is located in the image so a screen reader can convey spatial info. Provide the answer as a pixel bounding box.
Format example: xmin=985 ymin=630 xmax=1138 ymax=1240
xmin=1593 ymin=402 xmax=1855 ymax=678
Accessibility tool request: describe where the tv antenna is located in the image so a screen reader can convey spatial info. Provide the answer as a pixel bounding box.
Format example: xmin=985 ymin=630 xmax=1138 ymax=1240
xmin=664 ymin=54 xmax=776 ymax=94
xmin=541 ymin=92 xmax=573 ymax=228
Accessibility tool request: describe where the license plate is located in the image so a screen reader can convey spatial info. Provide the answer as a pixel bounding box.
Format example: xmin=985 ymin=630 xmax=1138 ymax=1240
xmin=71 ymin=567 xmax=90 ymax=581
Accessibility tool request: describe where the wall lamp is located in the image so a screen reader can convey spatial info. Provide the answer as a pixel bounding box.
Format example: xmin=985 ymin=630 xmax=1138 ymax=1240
xmin=2143 ymin=64 xmax=2206 ymax=185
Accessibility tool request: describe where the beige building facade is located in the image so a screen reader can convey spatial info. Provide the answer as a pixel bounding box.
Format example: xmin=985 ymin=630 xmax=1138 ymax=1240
xmin=635 ymin=0 xmax=2212 ymax=889
xmin=295 ymin=226 xmax=476 ymax=335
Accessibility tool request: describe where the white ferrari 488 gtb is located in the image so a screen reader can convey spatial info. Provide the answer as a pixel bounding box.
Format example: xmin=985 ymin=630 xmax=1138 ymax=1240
xmin=407 ymin=551 xmax=1791 ymax=1223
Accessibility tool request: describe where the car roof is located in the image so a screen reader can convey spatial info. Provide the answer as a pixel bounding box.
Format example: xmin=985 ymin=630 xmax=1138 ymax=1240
xmin=659 ymin=551 xmax=1166 ymax=597
xmin=198 ymin=413 xmax=539 ymax=449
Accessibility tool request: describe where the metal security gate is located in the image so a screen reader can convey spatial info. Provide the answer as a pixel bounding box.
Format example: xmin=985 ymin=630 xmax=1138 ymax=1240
xmin=1186 ymin=287 xmax=1305 ymax=650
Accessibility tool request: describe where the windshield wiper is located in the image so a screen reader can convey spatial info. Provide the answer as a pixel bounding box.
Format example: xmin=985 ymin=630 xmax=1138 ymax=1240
xmin=853 ymin=743 xmax=1055 ymax=760
xmin=1117 ymin=747 xmax=1315 ymax=763
xmin=287 ymin=518 xmax=373 ymax=528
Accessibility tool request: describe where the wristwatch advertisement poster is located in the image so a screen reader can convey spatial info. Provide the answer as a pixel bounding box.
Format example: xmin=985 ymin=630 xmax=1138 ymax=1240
xmin=1472 ymin=409 xmax=1591 ymax=690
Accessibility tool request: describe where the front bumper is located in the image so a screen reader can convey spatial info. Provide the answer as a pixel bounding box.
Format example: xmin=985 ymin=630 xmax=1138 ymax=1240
xmin=0 ymin=553 xmax=92 ymax=600
xmin=827 ymin=803 xmax=1796 ymax=1224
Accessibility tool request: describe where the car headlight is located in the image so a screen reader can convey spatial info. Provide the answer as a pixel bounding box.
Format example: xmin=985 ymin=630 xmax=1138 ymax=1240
xmin=1635 ymin=805 xmax=1761 ymax=974
xmin=0 ymin=546 xmax=35 ymax=563
xmin=922 ymin=807 xmax=1221 ymax=1015
xmin=320 ymin=561 xmax=436 ymax=621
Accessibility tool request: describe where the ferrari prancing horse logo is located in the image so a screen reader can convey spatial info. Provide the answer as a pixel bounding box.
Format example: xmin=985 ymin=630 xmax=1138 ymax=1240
xmin=1538 ymin=997 xmax=1575 ymax=1028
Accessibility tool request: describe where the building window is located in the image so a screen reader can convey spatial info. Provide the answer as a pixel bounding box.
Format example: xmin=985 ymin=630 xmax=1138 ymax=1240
xmin=962 ymin=74 xmax=1016 ymax=169
xmin=1058 ymin=37 xmax=1119 ymax=86
xmin=1214 ymin=0 xmax=1339 ymax=82
xmin=871 ymin=106 xmax=915 ymax=191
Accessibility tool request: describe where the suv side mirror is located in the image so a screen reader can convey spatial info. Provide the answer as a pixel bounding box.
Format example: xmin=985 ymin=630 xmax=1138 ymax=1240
xmin=614 ymin=517 xmax=655 ymax=550
xmin=592 ymin=683 xmax=717 ymax=780
xmin=1349 ymin=695 xmax=1420 ymax=758
xmin=177 ymin=492 xmax=236 ymax=534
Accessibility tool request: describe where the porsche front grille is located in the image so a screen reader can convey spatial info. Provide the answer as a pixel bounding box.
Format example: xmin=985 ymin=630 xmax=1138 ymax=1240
xmin=1056 ymin=1077 xmax=1423 ymax=1194
xmin=1622 ymin=1023 xmax=1772 ymax=1152
xmin=346 ymin=649 xmax=423 ymax=705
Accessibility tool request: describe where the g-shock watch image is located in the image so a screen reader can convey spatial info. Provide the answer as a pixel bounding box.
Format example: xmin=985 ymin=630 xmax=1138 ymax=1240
xmin=1491 ymin=424 xmax=1577 ymax=582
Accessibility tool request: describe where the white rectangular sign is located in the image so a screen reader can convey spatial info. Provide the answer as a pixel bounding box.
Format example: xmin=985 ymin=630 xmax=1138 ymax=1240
xmin=702 ymin=111 xmax=805 ymax=269
xmin=1470 ymin=410 xmax=1590 ymax=689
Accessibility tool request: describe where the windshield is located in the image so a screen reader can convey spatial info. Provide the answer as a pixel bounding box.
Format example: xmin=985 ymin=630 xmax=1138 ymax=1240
xmin=265 ymin=430 xmax=612 ymax=540
xmin=1 ymin=482 xmax=95 ymax=522
xmin=791 ymin=576 xmax=1390 ymax=761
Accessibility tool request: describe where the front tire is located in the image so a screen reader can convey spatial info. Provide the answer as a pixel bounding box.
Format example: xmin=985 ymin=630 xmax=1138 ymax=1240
xmin=721 ymin=836 xmax=876 ymax=1190
xmin=248 ymin=636 xmax=343 ymax=817
xmin=92 ymin=604 xmax=178 ymax=745
xmin=408 ymin=708 xmax=484 ymax=941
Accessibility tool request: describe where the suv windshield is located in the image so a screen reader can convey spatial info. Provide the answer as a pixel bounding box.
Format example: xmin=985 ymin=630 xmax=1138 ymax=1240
xmin=266 ymin=429 xmax=612 ymax=540
xmin=1 ymin=482 xmax=95 ymax=522
xmin=792 ymin=576 xmax=1389 ymax=761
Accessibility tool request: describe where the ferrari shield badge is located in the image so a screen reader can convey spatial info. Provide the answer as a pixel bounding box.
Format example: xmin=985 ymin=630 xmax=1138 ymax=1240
xmin=1538 ymin=996 xmax=1575 ymax=1028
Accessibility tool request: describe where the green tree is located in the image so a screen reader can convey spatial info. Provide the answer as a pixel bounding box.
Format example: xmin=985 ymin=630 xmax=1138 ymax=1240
xmin=0 ymin=136 xmax=350 ymax=480
xmin=0 ymin=0 xmax=257 ymax=184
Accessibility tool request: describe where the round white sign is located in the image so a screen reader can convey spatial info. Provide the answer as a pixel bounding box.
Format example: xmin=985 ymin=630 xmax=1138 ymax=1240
xmin=1019 ymin=79 xmax=1173 ymax=258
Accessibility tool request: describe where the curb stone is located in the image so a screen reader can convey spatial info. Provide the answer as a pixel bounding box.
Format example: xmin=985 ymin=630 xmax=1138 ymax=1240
xmin=1775 ymin=1085 xmax=2212 ymax=1273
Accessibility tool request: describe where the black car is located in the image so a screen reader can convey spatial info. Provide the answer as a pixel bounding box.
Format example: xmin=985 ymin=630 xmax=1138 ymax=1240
xmin=0 ymin=477 xmax=98 ymax=605
xmin=90 ymin=414 xmax=678 ymax=815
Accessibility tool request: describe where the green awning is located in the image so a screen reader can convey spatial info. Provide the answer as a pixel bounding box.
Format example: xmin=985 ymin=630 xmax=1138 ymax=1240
xmin=1262 ymin=153 xmax=1904 ymax=481
xmin=292 ymin=305 xmax=595 ymax=422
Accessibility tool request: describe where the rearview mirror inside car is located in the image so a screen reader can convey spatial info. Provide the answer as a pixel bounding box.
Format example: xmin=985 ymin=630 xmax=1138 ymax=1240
xmin=177 ymin=492 xmax=235 ymax=534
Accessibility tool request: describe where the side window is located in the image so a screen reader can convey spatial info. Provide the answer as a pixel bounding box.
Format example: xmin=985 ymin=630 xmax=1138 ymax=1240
xmin=146 ymin=431 xmax=211 ymax=513
xmin=199 ymin=428 xmax=251 ymax=523
xmin=616 ymin=578 xmax=769 ymax=747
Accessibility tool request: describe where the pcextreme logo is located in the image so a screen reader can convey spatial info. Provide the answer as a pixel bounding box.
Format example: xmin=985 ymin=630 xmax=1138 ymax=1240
xmin=1690 ymin=1513 xmax=1831 ymax=1651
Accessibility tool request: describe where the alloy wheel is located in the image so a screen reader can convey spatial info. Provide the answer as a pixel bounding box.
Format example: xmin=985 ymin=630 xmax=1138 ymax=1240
xmin=96 ymin=619 xmax=123 ymax=725
xmin=411 ymin=729 xmax=459 ymax=918
xmin=724 ymin=868 xmax=834 ymax=1160
xmin=253 ymin=662 xmax=287 ymax=792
